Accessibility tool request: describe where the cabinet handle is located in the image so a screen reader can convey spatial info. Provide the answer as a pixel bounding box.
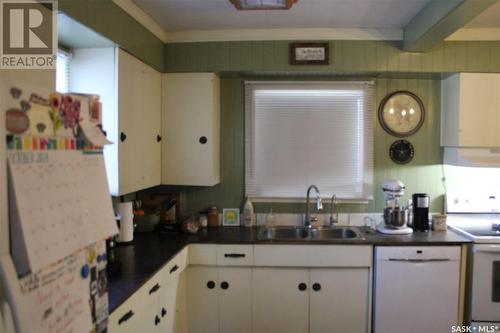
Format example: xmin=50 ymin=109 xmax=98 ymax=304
xmin=224 ymin=253 xmax=245 ymax=258
xmin=199 ymin=136 xmax=207 ymax=144
xmin=220 ymin=281 xmax=229 ymax=290
xmin=161 ymin=307 xmax=167 ymax=318
xmin=298 ymin=283 xmax=307 ymax=291
xmin=149 ymin=283 xmax=160 ymax=295
xmin=118 ymin=310 xmax=134 ymax=325
xmin=207 ymin=280 xmax=215 ymax=289
xmin=312 ymin=283 xmax=321 ymax=291
xmin=155 ymin=315 xmax=160 ymax=326
xmin=169 ymin=265 xmax=179 ymax=274
xmin=120 ymin=132 xmax=127 ymax=142
xmin=157 ymin=134 xmax=162 ymax=142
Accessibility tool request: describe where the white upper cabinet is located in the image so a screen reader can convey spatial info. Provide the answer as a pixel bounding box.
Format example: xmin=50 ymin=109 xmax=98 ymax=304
xmin=162 ymin=73 xmax=220 ymax=186
xmin=70 ymin=48 xmax=162 ymax=196
xmin=441 ymin=73 xmax=500 ymax=148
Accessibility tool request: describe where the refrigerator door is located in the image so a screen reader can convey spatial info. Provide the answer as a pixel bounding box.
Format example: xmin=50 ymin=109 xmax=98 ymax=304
xmin=374 ymin=246 xmax=461 ymax=333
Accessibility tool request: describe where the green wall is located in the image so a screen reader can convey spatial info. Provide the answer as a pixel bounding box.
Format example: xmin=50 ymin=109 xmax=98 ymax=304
xmin=59 ymin=0 xmax=165 ymax=71
xmin=168 ymin=40 xmax=500 ymax=214
xmin=166 ymin=40 xmax=500 ymax=74
xmin=182 ymin=77 xmax=443 ymax=214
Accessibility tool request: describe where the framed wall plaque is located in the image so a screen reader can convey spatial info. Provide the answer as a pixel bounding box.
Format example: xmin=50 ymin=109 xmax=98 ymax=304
xmin=290 ymin=43 xmax=329 ymax=65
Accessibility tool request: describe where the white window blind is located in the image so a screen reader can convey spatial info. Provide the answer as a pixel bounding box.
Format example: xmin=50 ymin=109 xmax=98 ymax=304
xmin=56 ymin=49 xmax=71 ymax=93
xmin=245 ymin=81 xmax=374 ymax=200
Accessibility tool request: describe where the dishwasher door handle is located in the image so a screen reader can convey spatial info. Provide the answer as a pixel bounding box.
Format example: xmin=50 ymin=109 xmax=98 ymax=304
xmin=388 ymin=258 xmax=451 ymax=263
xmin=474 ymin=245 xmax=500 ymax=253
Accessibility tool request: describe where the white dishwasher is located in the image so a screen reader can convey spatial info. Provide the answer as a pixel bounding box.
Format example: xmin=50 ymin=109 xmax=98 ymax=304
xmin=374 ymin=246 xmax=461 ymax=333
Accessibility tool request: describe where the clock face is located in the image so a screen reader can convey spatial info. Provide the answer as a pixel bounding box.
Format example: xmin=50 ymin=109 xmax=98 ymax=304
xmin=378 ymin=91 xmax=425 ymax=137
xmin=389 ymin=140 xmax=414 ymax=164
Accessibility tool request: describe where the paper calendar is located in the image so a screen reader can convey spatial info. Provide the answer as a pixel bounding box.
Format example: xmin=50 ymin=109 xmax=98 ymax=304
xmin=8 ymin=149 xmax=118 ymax=274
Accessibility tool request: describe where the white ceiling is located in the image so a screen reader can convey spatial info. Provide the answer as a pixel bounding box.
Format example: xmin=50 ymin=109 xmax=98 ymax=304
xmin=132 ymin=0 xmax=430 ymax=32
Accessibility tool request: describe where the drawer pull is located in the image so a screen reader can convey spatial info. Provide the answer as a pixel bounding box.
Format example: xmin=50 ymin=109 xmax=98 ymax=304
xmin=155 ymin=315 xmax=160 ymax=326
xmin=118 ymin=310 xmax=134 ymax=325
xmin=169 ymin=265 xmax=179 ymax=274
xmin=224 ymin=253 xmax=246 ymax=258
xmin=149 ymin=283 xmax=161 ymax=295
xmin=161 ymin=307 xmax=167 ymax=317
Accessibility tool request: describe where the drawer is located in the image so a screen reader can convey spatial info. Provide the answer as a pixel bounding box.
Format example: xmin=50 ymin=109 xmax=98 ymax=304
xmin=188 ymin=244 xmax=217 ymax=265
xmin=216 ymin=245 xmax=254 ymax=266
xmin=163 ymin=246 xmax=189 ymax=283
xmin=254 ymin=245 xmax=372 ymax=267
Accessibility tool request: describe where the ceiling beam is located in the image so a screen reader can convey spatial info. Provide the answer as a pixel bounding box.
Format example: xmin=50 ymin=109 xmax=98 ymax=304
xmin=402 ymin=0 xmax=498 ymax=52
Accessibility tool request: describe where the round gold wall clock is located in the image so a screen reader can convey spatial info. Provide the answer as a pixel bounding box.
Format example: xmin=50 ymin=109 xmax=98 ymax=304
xmin=378 ymin=91 xmax=425 ymax=137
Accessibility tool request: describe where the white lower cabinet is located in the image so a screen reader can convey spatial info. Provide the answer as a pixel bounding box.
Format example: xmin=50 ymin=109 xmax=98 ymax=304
xmin=109 ymin=244 xmax=372 ymax=333
xmin=218 ymin=267 xmax=252 ymax=333
xmin=252 ymin=268 xmax=309 ymax=333
xmin=184 ymin=265 xmax=252 ymax=333
xmin=184 ymin=266 xmax=219 ymax=333
xmin=309 ymin=268 xmax=370 ymax=333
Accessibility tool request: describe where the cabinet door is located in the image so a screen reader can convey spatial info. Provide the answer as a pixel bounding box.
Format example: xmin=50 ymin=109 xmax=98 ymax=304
xmin=118 ymin=49 xmax=161 ymax=195
xmin=162 ymin=73 xmax=220 ymax=186
xmin=138 ymin=62 xmax=162 ymax=189
xmin=218 ymin=267 xmax=252 ymax=333
xmin=459 ymin=73 xmax=500 ymax=147
xmin=309 ymin=268 xmax=370 ymax=333
xmin=159 ymin=276 xmax=183 ymax=333
xmin=108 ymin=292 xmax=159 ymax=333
xmin=252 ymin=267 xmax=309 ymax=333
xmin=184 ymin=266 xmax=219 ymax=333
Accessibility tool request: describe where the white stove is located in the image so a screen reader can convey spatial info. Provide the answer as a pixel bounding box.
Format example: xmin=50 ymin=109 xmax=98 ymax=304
xmin=446 ymin=192 xmax=500 ymax=325
xmin=447 ymin=192 xmax=500 ymax=242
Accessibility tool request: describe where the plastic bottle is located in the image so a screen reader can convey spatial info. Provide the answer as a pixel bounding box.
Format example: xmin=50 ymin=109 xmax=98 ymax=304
xmin=265 ymin=208 xmax=275 ymax=228
xmin=243 ymin=198 xmax=255 ymax=227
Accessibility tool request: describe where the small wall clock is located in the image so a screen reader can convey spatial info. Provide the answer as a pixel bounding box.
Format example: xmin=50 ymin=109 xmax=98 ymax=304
xmin=389 ymin=140 xmax=414 ymax=164
xmin=378 ymin=91 xmax=425 ymax=137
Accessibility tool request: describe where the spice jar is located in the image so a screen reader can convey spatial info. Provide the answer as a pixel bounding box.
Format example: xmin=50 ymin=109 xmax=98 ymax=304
xmin=208 ymin=207 xmax=219 ymax=227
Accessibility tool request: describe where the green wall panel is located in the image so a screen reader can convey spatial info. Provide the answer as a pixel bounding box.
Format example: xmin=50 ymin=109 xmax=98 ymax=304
xmin=184 ymin=77 xmax=444 ymax=214
xmin=168 ymin=39 xmax=499 ymax=214
xmin=59 ymin=0 xmax=165 ymax=71
xmin=165 ymin=40 xmax=500 ymax=74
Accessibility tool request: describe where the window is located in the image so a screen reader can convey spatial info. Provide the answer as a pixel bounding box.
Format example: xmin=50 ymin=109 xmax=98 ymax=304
xmin=245 ymin=81 xmax=374 ymax=200
xmin=56 ymin=49 xmax=71 ymax=93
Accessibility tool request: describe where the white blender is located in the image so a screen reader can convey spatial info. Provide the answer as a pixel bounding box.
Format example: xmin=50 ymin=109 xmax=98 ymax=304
xmin=377 ymin=179 xmax=413 ymax=235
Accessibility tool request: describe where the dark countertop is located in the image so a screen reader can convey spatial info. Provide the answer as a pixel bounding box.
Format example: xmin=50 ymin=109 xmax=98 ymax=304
xmin=107 ymin=226 xmax=470 ymax=313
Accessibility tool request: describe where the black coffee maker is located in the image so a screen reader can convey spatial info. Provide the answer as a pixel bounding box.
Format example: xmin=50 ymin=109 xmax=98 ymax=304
xmin=412 ymin=193 xmax=430 ymax=231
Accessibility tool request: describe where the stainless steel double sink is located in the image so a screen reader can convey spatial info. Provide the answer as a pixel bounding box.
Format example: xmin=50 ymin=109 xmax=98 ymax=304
xmin=258 ymin=226 xmax=365 ymax=241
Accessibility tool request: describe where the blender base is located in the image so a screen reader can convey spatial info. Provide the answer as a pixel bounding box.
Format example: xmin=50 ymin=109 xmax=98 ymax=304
xmin=377 ymin=225 xmax=413 ymax=235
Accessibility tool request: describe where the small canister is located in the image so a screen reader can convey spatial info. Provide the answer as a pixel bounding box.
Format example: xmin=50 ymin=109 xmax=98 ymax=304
xmin=207 ymin=207 xmax=219 ymax=227
xmin=432 ymin=214 xmax=447 ymax=231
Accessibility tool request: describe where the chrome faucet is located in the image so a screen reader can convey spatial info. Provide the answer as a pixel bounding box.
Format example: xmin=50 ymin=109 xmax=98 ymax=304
xmin=329 ymin=194 xmax=339 ymax=227
xmin=305 ymin=185 xmax=323 ymax=229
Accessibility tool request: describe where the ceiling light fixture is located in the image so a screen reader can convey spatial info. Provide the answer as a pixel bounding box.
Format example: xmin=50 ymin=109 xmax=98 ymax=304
xmin=229 ymin=0 xmax=298 ymax=10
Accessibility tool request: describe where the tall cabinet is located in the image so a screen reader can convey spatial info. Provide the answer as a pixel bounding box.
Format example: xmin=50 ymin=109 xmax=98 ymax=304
xmin=162 ymin=73 xmax=220 ymax=186
xmin=70 ymin=48 xmax=162 ymax=196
